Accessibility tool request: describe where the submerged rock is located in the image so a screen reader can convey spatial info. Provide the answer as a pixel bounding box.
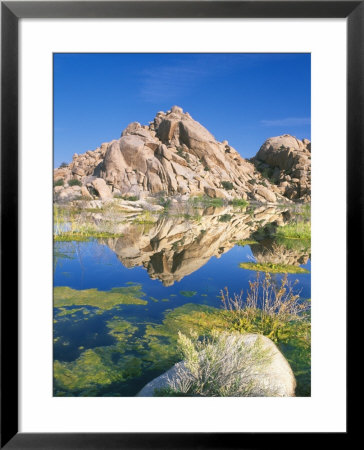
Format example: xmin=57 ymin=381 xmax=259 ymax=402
xmin=137 ymin=333 xmax=296 ymax=397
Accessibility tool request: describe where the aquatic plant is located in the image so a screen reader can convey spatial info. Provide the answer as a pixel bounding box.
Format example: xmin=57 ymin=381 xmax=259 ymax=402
xmin=54 ymin=285 xmax=147 ymax=310
xmin=179 ymin=291 xmax=197 ymax=297
xmin=133 ymin=210 xmax=156 ymax=225
xmin=276 ymin=221 xmax=311 ymax=240
xmin=56 ymin=307 xmax=85 ymax=317
xmin=54 ymin=230 xmax=124 ymax=242
xmin=159 ymin=331 xmax=273 ymax=397
xmin=53 ymin=204 xmax=126 ymax=241
xmin=106 ymin=319 xmax=138 ymax=342
xmin=54 ymin=345 xmax=142 ymax=393
xmin=235 ymin=239 xmax=258 ymax=247
xmin=142 ymin=303 xmax=229 ymax=372
xmin=239 ymin=262 xmax=309 ymax=274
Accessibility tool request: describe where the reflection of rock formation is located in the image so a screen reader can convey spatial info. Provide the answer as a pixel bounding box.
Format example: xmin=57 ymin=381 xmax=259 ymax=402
xmin=100 ymin=206 xmax=291 ymax=286
xmin=250 ymin=240 xmax=310 ymax=267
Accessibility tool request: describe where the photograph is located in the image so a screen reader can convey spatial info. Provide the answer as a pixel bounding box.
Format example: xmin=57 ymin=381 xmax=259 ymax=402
xmin=53 ymin=52 xmax=311 ymax=398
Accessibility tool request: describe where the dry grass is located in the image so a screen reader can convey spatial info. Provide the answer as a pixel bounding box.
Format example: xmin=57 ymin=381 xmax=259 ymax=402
xmin=165 ymin=331 xmax=273 ymax=397
xmin=221 ymin=273 xmax=310 ymax=341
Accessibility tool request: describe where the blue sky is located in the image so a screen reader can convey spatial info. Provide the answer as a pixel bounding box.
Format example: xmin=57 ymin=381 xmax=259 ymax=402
xmin=54 ymin=53 xmax=310 ymax=167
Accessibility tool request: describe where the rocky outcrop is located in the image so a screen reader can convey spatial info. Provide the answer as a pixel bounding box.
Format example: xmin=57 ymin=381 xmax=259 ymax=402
xmin=137 ymin=333 xmax=296 ymax=397
xmin=54 ymin=107 xmax=306 ymax=204
xmin=252 ymin=134 xmax=311 ymax=202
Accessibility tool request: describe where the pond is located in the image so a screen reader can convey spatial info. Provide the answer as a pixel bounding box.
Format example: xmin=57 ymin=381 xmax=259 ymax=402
xmin=53 ymin=203 xmax=311 ymax=397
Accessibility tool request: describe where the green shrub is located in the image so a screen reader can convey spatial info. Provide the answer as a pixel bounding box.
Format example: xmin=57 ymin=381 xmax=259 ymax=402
xmin=159 ymin=197 xmax=171 ymax=209
xmin=54 ymin=179 xmax=64 ymax=187
xmin=221 ymin=181 xmax=234 ymax=190
xmin=230 ymin=198 xmax=248 ymax=207
xmin=60 ymin=162 xmax=68 ymax=168
xmin=204 ymin=166 xmax=210 ymax=171
xmin=220 ymin=273 xmax=310 ymax=342
xmin=261 ymin=168 xmax=273 ymax=180
xmin=68 ymin=179 xmax=82 ymax=187
xmin=177 ymin=147 xmax=189 ymax=161
xmin=218 ymin=214 xmax=232 ymax=223
xmin=160 ymin=330 xmax=274 ymax=397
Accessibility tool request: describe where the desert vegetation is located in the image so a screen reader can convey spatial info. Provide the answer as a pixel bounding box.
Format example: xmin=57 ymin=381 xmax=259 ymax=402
xmin=149 ymin=273 xmax=310 ymax=397
xmin=158 ymin=331 xmax=274 ymax=397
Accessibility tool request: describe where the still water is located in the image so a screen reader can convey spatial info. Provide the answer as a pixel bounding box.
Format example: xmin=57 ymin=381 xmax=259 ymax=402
xmin=53 ymin=204 xmax=311 ymax=396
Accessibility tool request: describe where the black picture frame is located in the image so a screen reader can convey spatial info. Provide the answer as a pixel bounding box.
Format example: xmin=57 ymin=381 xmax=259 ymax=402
xmin=1 ymin=1 xmax=358 ymax=448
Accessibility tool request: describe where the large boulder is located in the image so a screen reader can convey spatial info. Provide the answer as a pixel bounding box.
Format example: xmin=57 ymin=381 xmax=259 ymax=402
xmin=91 ymin=178 xmax=113 ymax=200
xmin=253 ymin=134 xmax=311 ymax=202
xmin=137 ymin=333 xmax=296 ymax=397
xmin=254 ymin=185 xmax=277 ymax=203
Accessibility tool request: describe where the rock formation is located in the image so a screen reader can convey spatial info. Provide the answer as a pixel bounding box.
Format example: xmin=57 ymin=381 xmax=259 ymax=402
xmin=252 ymin=134 xmax=311 ymax=202
xmin=250 ymin=241 xmax=310 ymax=267
xmin=95 ymin=205 xmax=292 ymax=286
xmin=54 ymin=107 xmax=310 ymax=204
xmin=136 ymin=333 xmax=296 ymax=397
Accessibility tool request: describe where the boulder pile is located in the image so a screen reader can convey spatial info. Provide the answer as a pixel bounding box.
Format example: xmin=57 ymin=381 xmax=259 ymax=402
xmin=54 ymin=107 xmax=310 ymax=204
xmin=252 ymin=134 xmax=311 ymax=202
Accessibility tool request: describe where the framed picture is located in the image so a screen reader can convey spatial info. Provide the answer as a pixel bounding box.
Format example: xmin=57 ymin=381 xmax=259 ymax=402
xmin=1 ymin=1 xmax=357 ymax=448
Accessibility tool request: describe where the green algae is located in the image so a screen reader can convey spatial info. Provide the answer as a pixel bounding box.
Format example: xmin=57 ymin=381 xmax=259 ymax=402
xmin=54 ymin=345 xmax=142 ymax=393
xmin=239 ymin=262 xmax=310 ymax=274
xmin=54 ymin=285 xmax=147 ymax=310
xmin=179 ymin=290 xmax=197 ymax=297
xmin=56 ymin=307 xmax=85 ymax=317
xmin=142 ymin=302 xmax=311 ymax=396
xmin=106 ymin=319 xmax=138 ymax=342
xmin=161 ymin=298 xmax=169 ymax=302
xmin=142 ymin=304 xmax=230 ymax=370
